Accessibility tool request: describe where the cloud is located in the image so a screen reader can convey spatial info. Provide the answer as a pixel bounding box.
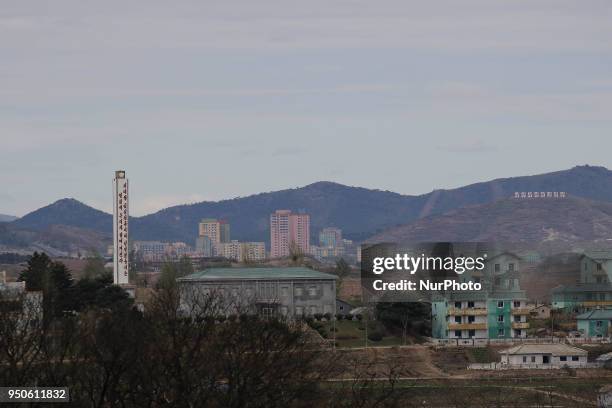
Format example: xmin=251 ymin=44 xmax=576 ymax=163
xmin=436 ymin=139 xmax=497 ymax=153
xmin=271 ymin=146 xmax=309 ymax=157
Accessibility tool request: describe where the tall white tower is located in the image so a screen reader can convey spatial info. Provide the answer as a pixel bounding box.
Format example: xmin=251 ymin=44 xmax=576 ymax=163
xmin=113 ymin=170 xmax=129 ymax=285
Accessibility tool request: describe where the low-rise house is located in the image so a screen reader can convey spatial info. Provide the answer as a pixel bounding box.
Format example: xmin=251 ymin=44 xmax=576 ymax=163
xmin=178 ymin=267 xmax=337 ymax=318
xmin=336 ymin=299 xmax=355 ymax=317
xmin=530 ymin=304 xmax=551 ymax=319
xmin=500 ymin=344 xmax=588 ymax=368
xmin=576 ymin=309 xmax=612 ymax=338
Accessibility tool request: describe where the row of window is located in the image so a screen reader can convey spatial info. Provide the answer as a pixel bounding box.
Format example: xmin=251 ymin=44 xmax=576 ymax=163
xmin=452 ymin=328 xmax=523 ymax=338
xmin=452 ymin=300 xmax=522 ymax=309
xmin=521 ymin=355 xmax=579 ymax=363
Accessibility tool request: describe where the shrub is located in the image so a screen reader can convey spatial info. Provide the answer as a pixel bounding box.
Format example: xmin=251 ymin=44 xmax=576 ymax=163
xmin=335 ymin=314 xmax=344 ymax=321
xmin=356 ymin=314 xmax=363 ymax=321
xmin=367 ymin=331 xmax=384 ymax=342
xmin=314 ymin=313 xmax=324 ymax=321
xmin=323 ymin=313 xmax=332 ymax=321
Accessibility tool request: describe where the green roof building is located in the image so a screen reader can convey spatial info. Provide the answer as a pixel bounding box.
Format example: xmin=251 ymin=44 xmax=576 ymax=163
xmin=178 ymin=267 xmax=337 ymax=318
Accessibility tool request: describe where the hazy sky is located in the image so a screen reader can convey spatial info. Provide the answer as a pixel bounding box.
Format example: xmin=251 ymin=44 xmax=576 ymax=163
xmin=2 ymin=0 xmax=612 ymax=216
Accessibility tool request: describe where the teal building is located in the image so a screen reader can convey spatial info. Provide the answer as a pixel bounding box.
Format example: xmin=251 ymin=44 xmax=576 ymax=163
xmin=432 ymin=252 xmax=529 ymax=340
xmin=552 ymin=251 xmax=612 ymax=313
xmin=576 ymin=309 xmax=612 ymax=338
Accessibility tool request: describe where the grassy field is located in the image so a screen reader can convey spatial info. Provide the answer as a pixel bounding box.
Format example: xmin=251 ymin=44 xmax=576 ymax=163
xmin=324 ymin=376 xmax=612 ymax=407
xmin=317 ymin=319 xmax=404 ymax=348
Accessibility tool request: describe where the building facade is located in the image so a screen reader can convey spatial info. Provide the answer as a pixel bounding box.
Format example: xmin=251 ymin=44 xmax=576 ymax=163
xmin=319 ymin=227 xmax=342 ymax=248
xmin=432 ymin=252 xmax=529 ymax=340
xmin=270 ymin=210 xmax=310 ymax=258
xmin=577 ymin=309 xmax=612 ymax=338
xmin=552 ymin=251 xmax=612 ymax=312
xmin=178 ymin=267 xmax=336 ymax=318
xmin=215 ymin=241 xmax=266 ymax=262
xmin=500 ymin=344 xmax=588 ymax=368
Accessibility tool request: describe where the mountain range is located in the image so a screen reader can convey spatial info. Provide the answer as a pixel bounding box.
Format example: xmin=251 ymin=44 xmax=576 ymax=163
xmin=0 ymin=214 xmax=18 ymax=223
xmin=3 ymin=165 xmax=612 ymax=254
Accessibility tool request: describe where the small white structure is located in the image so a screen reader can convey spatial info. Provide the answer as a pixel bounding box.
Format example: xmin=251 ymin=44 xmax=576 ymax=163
xmin=500 ymin=344 xmax=588 ymax=368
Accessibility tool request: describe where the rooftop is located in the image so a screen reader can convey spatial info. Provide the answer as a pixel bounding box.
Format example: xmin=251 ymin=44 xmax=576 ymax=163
xmin=581 ymin=251 xmax=612 ymax=261
xmin=576 ymin=309 xmax=612 ymax=320
xmin=501 ymin=344 xmax=587 ymax=356
xmin=552 ymin=283 xmax=612 ymax=293
xmin=178 ymin=267 xmax=338 ymax=282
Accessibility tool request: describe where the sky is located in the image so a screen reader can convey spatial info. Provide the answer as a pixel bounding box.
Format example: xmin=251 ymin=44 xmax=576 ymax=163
xmin=1 ymin=0 xmax=612 ymax=216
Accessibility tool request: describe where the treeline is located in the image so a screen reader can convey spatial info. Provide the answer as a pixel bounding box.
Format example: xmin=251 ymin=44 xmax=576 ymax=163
xmin=17 ymin=252 xmax=131 ymax=321
xmin=0 ymin=254 xmax=401 ymax=407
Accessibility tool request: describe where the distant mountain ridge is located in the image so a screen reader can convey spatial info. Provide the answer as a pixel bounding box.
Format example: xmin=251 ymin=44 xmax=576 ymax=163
xmin=0 ymin=214 xmax=18 ymax=222
xmin=368 ymin=196 xmax=612 ymax=244
xmin=6 ymin=165 xmax=612 ymax=251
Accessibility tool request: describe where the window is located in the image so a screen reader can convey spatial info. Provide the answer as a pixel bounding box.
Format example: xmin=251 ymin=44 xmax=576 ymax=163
xmin=531 ymin=356 xmax=536 ymax=363
xmin=522 ymin=356 xmax=527 ymax=363
xmin=514 ymin=329 xmax=521 ymax=336
xmin=454 ymin=301 xmax=462 ymax=309
xmin=468 ymin=316 xmax=475 ymax=323
xmin=498 ymin=328 xmax=505 ymax=337
xmin=596 ymin=321 xmax=603 ymax=327
xmin=514 ymin=315 xmax=521 ymax=322
xmin=498 ymin=315 xmax=504 ymax=322
xmin=310 ymin=306 xmax=317 ymax=315
xmin=508 ymin=263 xmax=515 ymax=271
xmin=454 ymin=316 xmax=461 ymax=323
xmin=261 ymin=307 xmax=274 ymax=319
xmin=597 ymin=263 xmax=603 ymax=271
xmin=467 ymin=301 xmax=474 ymax=308
xmin=495 ymin=264 xmax=500 ymax=272
xmin=454 ymin=330 xmax=462 ymax=338
xmin=513 ymin=301 xmax=521 ymax=308
xmin=497 ymin=301 xmax=504 ymax=308
xmin=468 ymin=330 xmax=476 ymax=338
xmin=308 ymin=286 xmax=317 ymax=296
xmin=281 ymin=287 xmax=289 ymax=297
xmin=295 ymin=306 xmax=303 ymax=316
xmin=294 ymin=287 xmax=303 ymax=296
xmin=572 ymin=356 xmax=579 ymax=361
xmin=560 ymin=356 xmax=567 ymax=362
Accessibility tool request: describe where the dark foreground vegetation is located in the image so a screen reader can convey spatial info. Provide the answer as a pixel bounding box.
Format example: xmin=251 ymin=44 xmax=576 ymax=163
xmin=0 ymin=255 xmax=400 ymax=407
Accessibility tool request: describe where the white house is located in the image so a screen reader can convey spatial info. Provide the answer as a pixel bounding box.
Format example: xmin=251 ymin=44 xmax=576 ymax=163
xmin=500 ymin=344 xmax=588 ymax=368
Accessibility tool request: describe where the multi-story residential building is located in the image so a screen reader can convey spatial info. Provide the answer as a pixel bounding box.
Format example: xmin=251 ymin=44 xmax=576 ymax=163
xmin=133 ymin=241 xmax=168 ymax=261
xmin=133 ymin=241 xmax=192 ymax=261
xmin=198 ymin=219 xmax=230 ymax=245
xmin=178 ymin=267 xmax=336 ymax=318
xmin=577 ymin=309 xmax=612 ymax=338
xmin=319 ymin=227 xmax=342 ymax=248
xmin=270 ymin=210 xmax=310 ymax=258
xmin=196 ymin=219 xmax=230 ymax=257
xmin=552 ymin=251 xmax=612 ymax=312
xmin=215 ymin=241 xmax=266 ymax=262
xmin=432 ymin=252 xmax=529 ymax=340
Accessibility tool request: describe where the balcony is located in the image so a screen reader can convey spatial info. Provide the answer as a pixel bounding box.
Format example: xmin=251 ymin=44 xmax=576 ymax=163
xmin=447 ymin=308 xmax=488 ymax=316
xmin=448 ymin=323 xmax=487 ymax=330
xmin=511 ymin=308 xmax=531 ymax=315
xmin=511 ymin=322 xmax=529 ymax=329
xmin=582 ymin=301 xmax=612 ymax=307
